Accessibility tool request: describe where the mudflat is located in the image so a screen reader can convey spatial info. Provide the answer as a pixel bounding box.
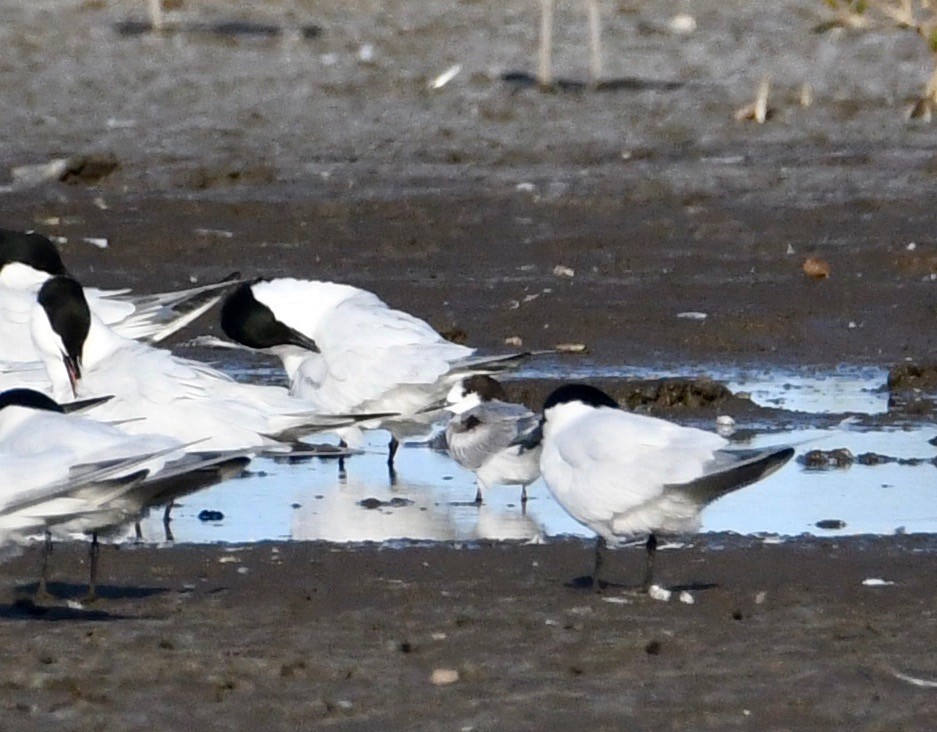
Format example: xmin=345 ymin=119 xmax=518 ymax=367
xmin=2 ymin=0 xmax=937 ymax=728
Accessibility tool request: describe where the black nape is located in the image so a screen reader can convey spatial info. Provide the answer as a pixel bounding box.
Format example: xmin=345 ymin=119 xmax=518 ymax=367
xmin=0 ymin=229 xmax=68 ymax=276
xmin=542 ymin=383 xmax=619 ymax=412
xmin=0 ymin=388 xmax=64 ymax=413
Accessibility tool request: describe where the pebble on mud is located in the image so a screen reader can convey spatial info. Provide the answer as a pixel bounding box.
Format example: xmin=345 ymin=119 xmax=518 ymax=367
xmin=802 ymin=256 xmax=831 ymax=279
xmin=198 ymin=510 xmax=224 ymax=522
xmin=552 ymin=265 xmax=575 ymax=278
xmin=430 ymin=668 xmax=459 ymax=685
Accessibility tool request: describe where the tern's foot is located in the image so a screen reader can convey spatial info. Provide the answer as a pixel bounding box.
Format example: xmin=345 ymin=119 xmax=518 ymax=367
xmin=33 ymin=587 xmax=56 ymax=604
xmin=80 ymin=589 xmax=99 ymax=605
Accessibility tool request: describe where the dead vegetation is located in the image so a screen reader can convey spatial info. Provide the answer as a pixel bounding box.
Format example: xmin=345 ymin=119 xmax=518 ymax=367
xmin=820 ymin=0 xmax=937 ymax=118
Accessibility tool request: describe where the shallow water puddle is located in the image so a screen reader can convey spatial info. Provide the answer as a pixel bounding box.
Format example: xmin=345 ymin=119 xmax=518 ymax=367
xmin=138 ymin=364 xmax=937 ymax=544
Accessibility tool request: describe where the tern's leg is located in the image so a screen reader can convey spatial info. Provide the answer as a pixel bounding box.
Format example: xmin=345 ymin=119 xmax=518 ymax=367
xmin=134 ymin=520 xmax=143 ymax=543
xmin=586 ymin=0 xmax=603 ymax=86
xmin=592 ymin=536 xmax=607 ymax=591
xmin=84 ymin=533 xmax=100 ymax=603
xmin=520 ymin=485 xmax=528 ymax=505
xmin=474 ymin=482 xmax=484 ymax=504
xmin=35 ymin=531 xmax=54 ymax=601
xmin=642 ymin=533 xmax=658 ymax=591
xmin=387 ymin=436 xmax=399 ymax=466
xmin=163 ymin=503 xmax=175 ymax=543
xmin=538 ymin=0 xmax=554 ymax=89
xmin=338 ymin=439 xmax=348 ymax=478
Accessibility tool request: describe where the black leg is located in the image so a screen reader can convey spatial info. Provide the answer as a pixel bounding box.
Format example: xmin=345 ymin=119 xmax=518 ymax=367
xmin=592 ymin=536 xmax=607 ymax=592
xmin=84 ymin=533 xmax=100 ymax=603
xmin=36 ymin=531 xmax=54 ymax=601
xmin=642 ymin=533 xmax=658 ymax=591
xmin=387 ymin=436 xmax=399 ymax=466
xmin=338 ymin=439 xmax=347 ymax=476
xmin=134 ymin=520 xmax=143 ymax=542
xmin=520 ymin=486 xmax=528 ymax=505
xmin=163 ymin=503 xmax=174 ymax=543
xmin=474 ymin=485 xmax=483 ymax=504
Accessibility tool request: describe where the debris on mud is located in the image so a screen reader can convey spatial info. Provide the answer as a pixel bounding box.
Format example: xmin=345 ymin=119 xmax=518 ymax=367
xmin=801 ymin=448 xmax=855 ymax=469
xmin=59 ymin=154 xmax=120 ymax=185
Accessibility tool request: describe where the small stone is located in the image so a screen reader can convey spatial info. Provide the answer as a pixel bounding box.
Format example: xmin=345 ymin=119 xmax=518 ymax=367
xmin=802 ymin=256 xmax=831 ymax=279
xmin=430 ymin=668 xmax=459 ymax=685
xmin=647 ymin=584 xmax=672 ymax=602
xmin=678 ymin=591 xmax=694 ymax=605
xmin=504 ymin=336 xmax=523 ymax=347
xmin=645 ymin=639 xmax=662 ymax=655
xmin=197 ymin=510 xmax=224 ymax=522
xmin=552 ymin=265 xmax=575 ymax=277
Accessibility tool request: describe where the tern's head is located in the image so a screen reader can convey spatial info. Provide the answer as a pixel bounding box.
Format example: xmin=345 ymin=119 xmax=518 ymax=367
xmin=0 ymin=229 xmax=68 ymax=289
xmin=32 ymin=276 xmax=90 ymax=400
xmin=220 ymin=281 xmax=320 ymax=353
xmin=446 ymin=375 xmax=507 ymax=414
xmin=540 ymin=383 xmax=618 ymax=433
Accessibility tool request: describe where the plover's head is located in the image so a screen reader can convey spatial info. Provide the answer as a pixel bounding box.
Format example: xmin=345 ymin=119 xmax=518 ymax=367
xmin=220 ymin=281 xmax=320 ymax=353
xmin=32 ymin=276 xmax=91 ymax=400
xmin=0 ymin=229 xmax=68 ymax=289
xmin=446 ymin=375 xmax=507 ymax=414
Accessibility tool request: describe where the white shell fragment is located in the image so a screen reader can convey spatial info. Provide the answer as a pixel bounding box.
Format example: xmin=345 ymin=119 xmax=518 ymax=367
xmin=861 ymin=578 xmax=895 ymax=587
xmin=83 ymin=237 xmax=109 ymax=249
xmin=669 ymin=14 xmax=697 ymax=34
xmin=715 ymin=415 xmax=736 ymax=426
xmin=678 ymin=591 xmax=694 ymax=605
xmin=554 ymin=342 xmax=586 ymax=354
xmin=676 ymin=311 xmax=707 ymax=320
xmin=891 ymin=669 xmax=937 ymax=688
xmin=647 ymin=584 xmax=672 ymax=602
xmin=429 ymin=64 xmax=462 ymax=90
xmin=430 ymin=668 xmax=460 ymax=685
xmin=552 ymin=265 xmax=575 ymax=278
xmin=602 ymin=596 xmax=632 ymax=605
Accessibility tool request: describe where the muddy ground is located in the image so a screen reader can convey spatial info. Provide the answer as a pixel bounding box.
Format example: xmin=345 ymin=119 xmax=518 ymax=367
xmin=2 ymin=0 xmax=937 ymax=728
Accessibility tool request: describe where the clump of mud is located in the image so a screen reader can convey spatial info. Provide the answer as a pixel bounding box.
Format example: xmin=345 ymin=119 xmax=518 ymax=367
xmin=888 ymin=363 xmax=937 ymax=391
xmin=886 ymin=363 xmax=937 ymax=417
xmin=505 ymin=376 xmax=761 ymax=416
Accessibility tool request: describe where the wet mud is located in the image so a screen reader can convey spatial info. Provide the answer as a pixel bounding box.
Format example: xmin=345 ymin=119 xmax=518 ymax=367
xmin=2 ymin=0 xmax=937 ymax=727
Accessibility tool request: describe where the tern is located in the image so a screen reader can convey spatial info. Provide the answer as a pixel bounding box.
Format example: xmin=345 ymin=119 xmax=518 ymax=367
xmin=0 ymin=227 xmax=241 ymax=362
xmin=534 ymin=384 xmax=795 ymax=592
xmin=219 ymin=278 xmax=538 ymax=468
xmin=30 ymin=276 xmax=387 ymax=452
xmin=0 ymin=388 xmax=250 ymax=600
xmin=445 ymin=375 xmax=542 ymax=505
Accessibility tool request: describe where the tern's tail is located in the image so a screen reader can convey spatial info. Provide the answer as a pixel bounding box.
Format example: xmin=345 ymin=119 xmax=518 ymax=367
xmin=664 ymin=444 xmax=795 ymax=507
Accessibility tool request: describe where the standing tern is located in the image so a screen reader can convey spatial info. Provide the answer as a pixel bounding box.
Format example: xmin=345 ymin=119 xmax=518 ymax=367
xmin=445 ymin=375 xmax=542 ymax=505
xmin=534 ymin=384 xmax=795 ymax=592
xmin=0 ymin=227 xmax=241 ymax=362
xmin=30 ymin=276 xmax=386 ymax=452
xmin=219 ymin=278 xmax=540 ymax=467
xmin=0 ymin=388 xmax=250 ymax=600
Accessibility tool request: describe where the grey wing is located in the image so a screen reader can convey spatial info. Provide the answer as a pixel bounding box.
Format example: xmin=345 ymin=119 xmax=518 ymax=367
xmin=662 ymin=444 xmax=795 ymax=507
xmin=445 ymin=402 xmax=533 ymax=471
